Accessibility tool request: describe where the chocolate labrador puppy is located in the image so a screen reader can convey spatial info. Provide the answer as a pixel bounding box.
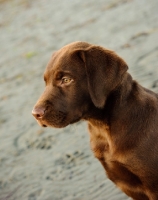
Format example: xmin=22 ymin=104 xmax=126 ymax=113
xmin=32 ymin=41 xmax=158 ymax=199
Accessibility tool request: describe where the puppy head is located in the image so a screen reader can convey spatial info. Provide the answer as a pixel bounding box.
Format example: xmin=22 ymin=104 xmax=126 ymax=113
xmin=32 ymin=41 xmax=128 ymax=128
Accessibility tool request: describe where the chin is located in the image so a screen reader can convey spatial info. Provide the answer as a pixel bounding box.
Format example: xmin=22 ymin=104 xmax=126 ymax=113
xmin=37 ymin=120 xmax=69 ymax=128
xmin=69 ymin=117 xmax=82 ymax=124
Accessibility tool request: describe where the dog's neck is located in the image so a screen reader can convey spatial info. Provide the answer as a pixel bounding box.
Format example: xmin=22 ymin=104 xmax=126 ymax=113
xmin=84 ymin=73 xmax=144 ymax=151
xmin=106 ymin=72 xmax=134 ymax=107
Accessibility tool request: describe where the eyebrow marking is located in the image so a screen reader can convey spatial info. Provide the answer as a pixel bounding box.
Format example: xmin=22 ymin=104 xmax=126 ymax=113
xmin=55 ymin=71 xmax=63 ymax=80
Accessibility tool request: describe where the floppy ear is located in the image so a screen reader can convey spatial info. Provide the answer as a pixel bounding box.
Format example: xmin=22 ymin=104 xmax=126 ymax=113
xmin=78 ymin=46 xmax=128 ymax=108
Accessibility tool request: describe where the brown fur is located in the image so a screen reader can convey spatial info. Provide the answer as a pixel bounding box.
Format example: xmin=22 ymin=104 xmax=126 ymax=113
xmin=32 ymin=41 xmax=158 ymax=199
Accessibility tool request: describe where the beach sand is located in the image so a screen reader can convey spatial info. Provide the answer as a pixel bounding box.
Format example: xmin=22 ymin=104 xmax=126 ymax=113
xmin=0 ymin=0 xmax=158 ymax=199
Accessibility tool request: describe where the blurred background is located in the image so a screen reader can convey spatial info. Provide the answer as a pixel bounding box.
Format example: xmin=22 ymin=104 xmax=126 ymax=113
xmin=0 ymin=0 xmax=158 ymax=199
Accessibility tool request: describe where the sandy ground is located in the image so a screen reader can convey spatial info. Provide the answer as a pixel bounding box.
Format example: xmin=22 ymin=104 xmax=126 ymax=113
xmin=0 ymin=0 xmax=158 ymax=199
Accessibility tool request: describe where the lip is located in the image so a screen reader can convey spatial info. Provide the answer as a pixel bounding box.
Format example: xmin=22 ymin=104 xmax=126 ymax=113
xmin=42 ymin=124 xmax=47 ymax=127
xmin=35 ymin=113 xmax=73 ymax=128
xmin=36 ymin=119 xmax=47 ymax=127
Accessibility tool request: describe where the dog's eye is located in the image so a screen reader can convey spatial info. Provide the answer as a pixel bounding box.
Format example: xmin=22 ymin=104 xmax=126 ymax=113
xmin=61 ymin=77 xmax=72 ymax=84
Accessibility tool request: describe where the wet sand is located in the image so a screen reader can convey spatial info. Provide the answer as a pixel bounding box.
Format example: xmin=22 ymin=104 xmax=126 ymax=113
xmin=0 ymin=0 xmax=158 ymax=199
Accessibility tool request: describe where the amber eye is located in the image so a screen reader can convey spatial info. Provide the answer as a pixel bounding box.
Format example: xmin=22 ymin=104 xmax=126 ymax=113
xmin=62 ymin=77 xmax=72 ymax=84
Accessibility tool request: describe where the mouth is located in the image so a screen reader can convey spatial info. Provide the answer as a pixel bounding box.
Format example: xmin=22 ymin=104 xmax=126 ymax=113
xmin=42 ymin=124 xmax=47 ymax=127
xmin=36 ymin=117 xmax=67 ymax=128
xmin=36 ymin=119 xmax=47 ymax=127
xmin=35 ymin=112 xmax=82 ymax=128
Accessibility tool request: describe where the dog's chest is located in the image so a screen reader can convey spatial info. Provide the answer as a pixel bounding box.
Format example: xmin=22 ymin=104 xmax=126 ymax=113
xmin=88 ymin=122 xmax=146 ymax=196
xmin=88 ymin=122 xmax=113 ymax=161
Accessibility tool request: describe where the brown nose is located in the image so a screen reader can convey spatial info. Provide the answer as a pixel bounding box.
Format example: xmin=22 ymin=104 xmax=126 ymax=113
xmin=32 ymin=107 xmax=45 ymax=119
